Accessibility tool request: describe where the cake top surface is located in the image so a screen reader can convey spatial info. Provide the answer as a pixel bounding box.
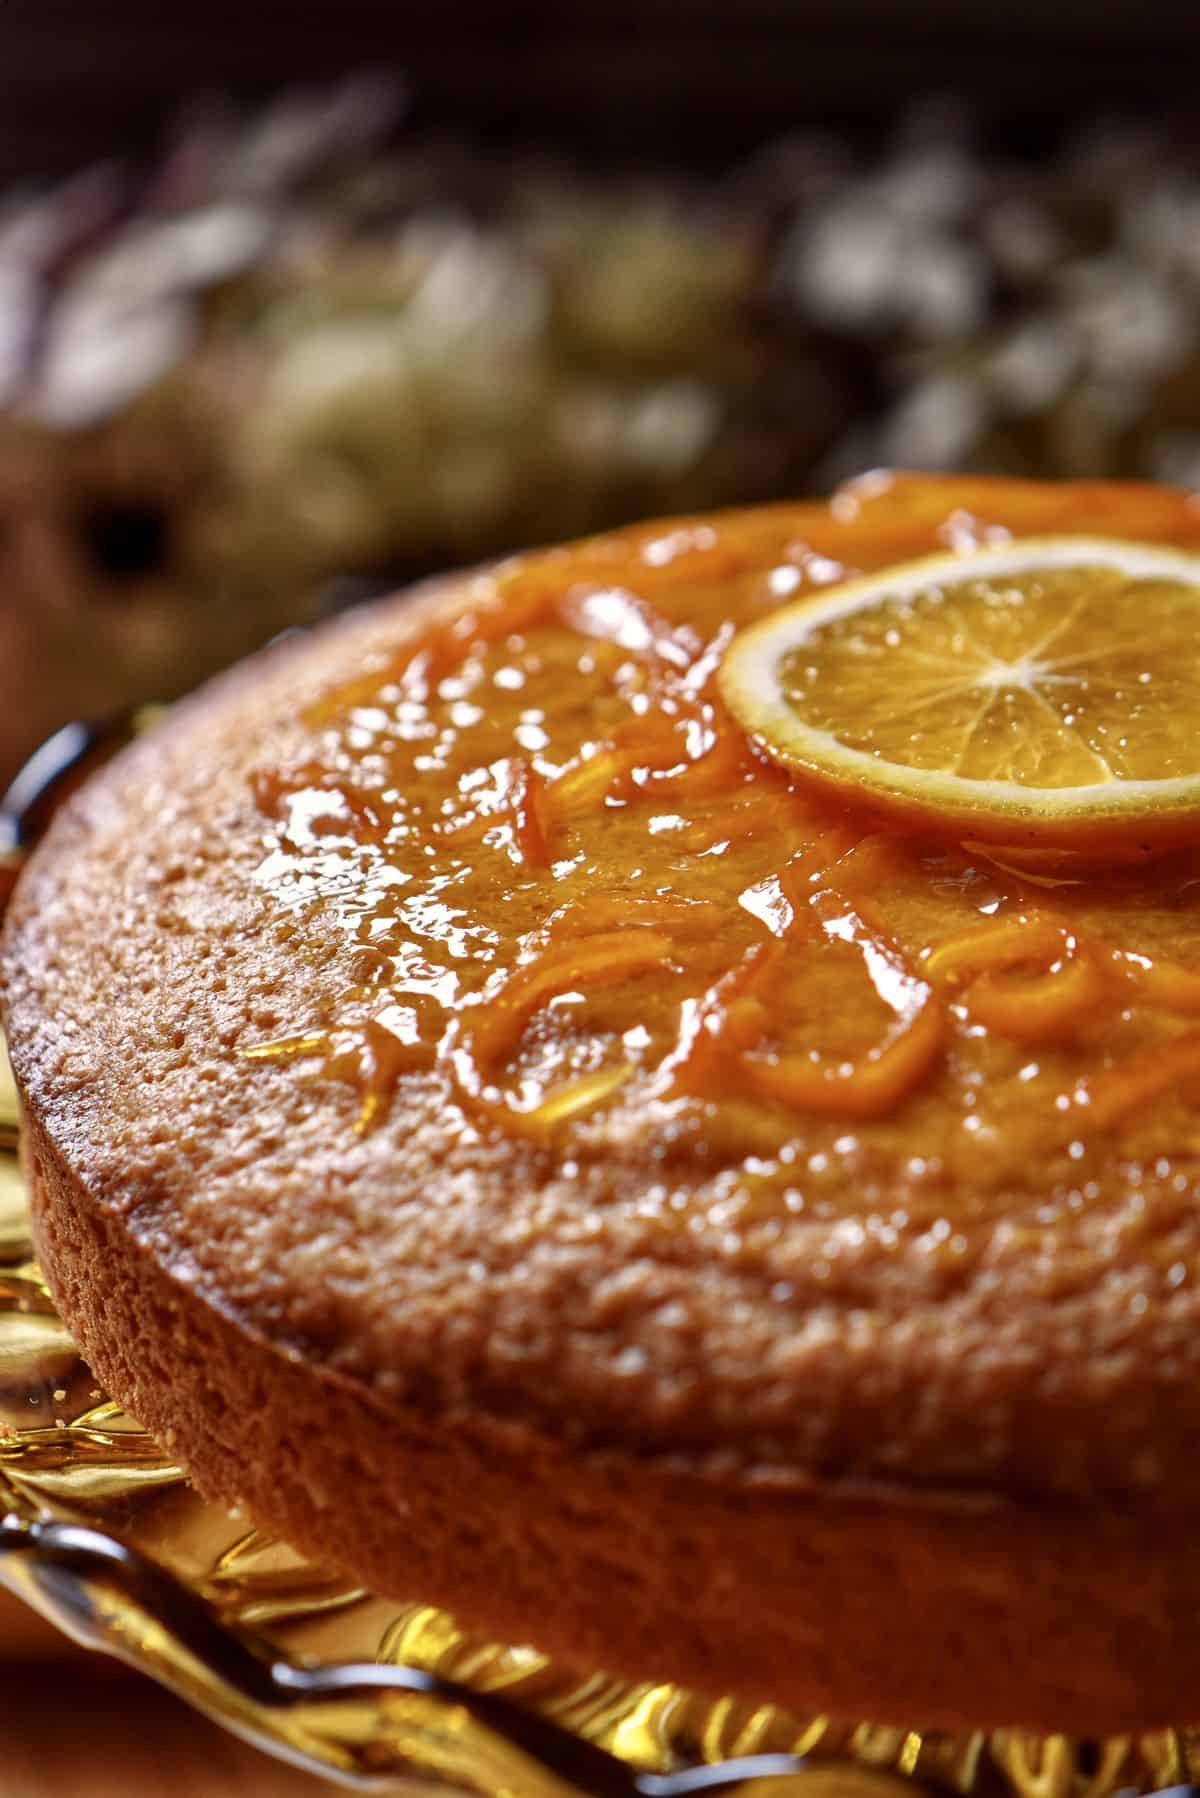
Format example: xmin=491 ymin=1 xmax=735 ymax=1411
xmin=9 ymin=471 xmax=1200 ymax=1510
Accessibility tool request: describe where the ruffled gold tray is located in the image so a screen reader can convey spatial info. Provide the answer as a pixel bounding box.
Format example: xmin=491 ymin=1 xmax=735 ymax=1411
xmin=2 ymin=728 xmax=1200 ymax=1796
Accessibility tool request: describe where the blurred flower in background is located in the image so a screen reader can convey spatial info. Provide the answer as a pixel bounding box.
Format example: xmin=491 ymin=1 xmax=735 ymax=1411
xmin=3 ymin=71 xmax=1200 ymax=779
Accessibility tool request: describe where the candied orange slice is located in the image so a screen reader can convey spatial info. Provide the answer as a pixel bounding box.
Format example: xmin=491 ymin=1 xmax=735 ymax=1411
xmin=719 ymin=537 xmax=1200 ymax=852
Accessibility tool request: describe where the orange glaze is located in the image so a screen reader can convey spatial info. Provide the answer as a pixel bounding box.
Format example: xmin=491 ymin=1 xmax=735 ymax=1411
xmin=245 ymin=473 xmax=1200 ymax=1214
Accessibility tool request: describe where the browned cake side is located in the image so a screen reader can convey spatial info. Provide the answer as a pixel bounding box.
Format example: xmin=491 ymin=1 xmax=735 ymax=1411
xmin=9 ymin=475 xmax=1200 ymax=1733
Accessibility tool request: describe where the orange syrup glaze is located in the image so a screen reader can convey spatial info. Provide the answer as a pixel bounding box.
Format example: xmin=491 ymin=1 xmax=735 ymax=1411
xmin=244 ymin=473 xmax=1200 ymax=1223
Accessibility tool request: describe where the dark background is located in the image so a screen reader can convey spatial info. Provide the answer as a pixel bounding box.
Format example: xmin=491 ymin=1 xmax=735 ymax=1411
xmin=5 ymin=0 xmax=1200 ymax=178
xmin=2 ymin=0 xmax=1199 ymax=786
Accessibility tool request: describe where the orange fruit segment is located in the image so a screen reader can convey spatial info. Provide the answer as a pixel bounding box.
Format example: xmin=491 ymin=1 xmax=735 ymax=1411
xmin=718 ymin=536 xmax=1200 ymax=853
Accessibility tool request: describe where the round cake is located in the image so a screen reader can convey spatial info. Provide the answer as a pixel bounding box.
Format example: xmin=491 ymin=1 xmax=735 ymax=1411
xmin=8 ymin=471 xmax=1200 ymax=1735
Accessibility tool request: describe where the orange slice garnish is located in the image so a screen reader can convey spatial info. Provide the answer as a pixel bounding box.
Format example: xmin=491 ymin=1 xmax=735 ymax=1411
xmin=719 ymin=537 xmax=1200 ymax=853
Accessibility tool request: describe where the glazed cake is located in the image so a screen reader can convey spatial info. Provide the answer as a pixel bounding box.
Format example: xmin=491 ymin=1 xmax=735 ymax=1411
xmin=7 ymin=473 xmax=1200 ymax=1733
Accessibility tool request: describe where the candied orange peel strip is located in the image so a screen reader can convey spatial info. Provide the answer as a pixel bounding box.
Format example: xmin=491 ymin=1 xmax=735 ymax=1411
xmin=743 ymin=891 xmax=946 ymax=1119
xmin=539 ymin=700 xmax=740 ymax=835
xmin=742 ymin=988 xmax=945 ymax=1119
xmin=443 ymin=755 xmax=557 ymax=865
xmin=642 ymin=712 xmax=754 ymax=802
xmin=544 ymin=746 xmax=630 ymax=820
xmin=339 ymin=1015 xmax=440 ymax=1135
xmin=465 ymin=928 xmax=675 ymax=1071
xmin=238 ymin=1030 xmax=329 ymax=1062
xmin=670 ymin=862 xmax=944 ymax=1119
xmin=813 ymin=832 xmax=909 ymax=899
xmin=443 ymin=922 xmax=675 ymax=1138
xmin=965 ymin=954 xmax=1108 ymax=1046
xmin=923 ymin=911 xmax=1111 ymax=1045
xmin=923 ymin=917 xmax=1076 ymax=985
xmin=412 ymin=567 xmax=766 ymax=859
xmin=505 ymin=758 xmax=554 ymax=868
xmin=669 ymin=939 xmax=784 ymax=1092
xmin=521 ymin=590 xmax=757 ymax=837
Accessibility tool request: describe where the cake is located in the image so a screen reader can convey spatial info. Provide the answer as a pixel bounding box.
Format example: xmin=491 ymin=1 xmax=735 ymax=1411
xmin=7 ymin=471 xmax=1200 ymax=1736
